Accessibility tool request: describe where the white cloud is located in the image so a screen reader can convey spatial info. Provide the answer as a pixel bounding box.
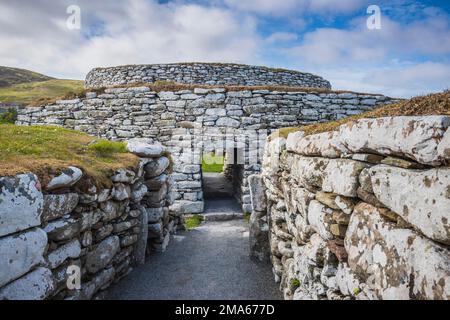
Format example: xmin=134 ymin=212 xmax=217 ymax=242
xmin=266 ymin=32 xmax=298 ymax=43
xmin=308 ymin=62 xmax=450 ymax=98
xmin=287 ymin=14 xmax=450 ymax=66
xmin=0 ymin=0 xmax=261 ymax=79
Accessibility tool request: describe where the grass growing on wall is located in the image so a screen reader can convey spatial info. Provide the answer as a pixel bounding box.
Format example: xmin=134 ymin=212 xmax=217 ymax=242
xmin=202 ymin=153 xmax=225 ymax=173
xmin=272 ymin=91 xmax=450 ymax=140
xmin=0 ymin=124 xmax=139 ymax=187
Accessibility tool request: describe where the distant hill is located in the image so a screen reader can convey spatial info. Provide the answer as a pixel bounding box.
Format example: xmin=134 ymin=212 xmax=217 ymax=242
xmin=0 ymin=66 xmax=84 ymax=106
xmin=0 ymin=66 xmax=54 ymax=87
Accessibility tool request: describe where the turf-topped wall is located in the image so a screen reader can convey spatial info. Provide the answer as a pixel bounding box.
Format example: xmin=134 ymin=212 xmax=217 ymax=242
xmin=16 ymin=86 xmax=396 ymax=215
xmin=0 ymin=140 xmax=178 ymax=300
xmin=85 ymin=63 xmax=332 ymax=89
xmin=252 ymin=115 xmax=450 ymax=300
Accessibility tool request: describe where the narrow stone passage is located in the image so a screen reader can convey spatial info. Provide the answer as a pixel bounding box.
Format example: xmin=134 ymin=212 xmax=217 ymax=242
xmin=107 ymin=202 xmax=281 ymax=300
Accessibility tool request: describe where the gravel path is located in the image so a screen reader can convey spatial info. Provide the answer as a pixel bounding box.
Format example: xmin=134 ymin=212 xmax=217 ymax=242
xmin=107 ymin=216 xmax=281 ymax=300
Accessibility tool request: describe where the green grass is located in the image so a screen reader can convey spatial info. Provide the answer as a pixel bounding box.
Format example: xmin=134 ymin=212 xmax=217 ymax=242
xmin=88 ymin=139 xmax=128 ymax=157
xmin=202 ymin=153 xmax=225 ymax=173
xmin=0 ymin=79 xmax=84 ymax=105
xmin=0 ymin=108 xmax=18 ymax=124
xmin=184 ymin=215 xmax=204 ymax=230
xmin=0 ymin=124 xmax=139 ymax=187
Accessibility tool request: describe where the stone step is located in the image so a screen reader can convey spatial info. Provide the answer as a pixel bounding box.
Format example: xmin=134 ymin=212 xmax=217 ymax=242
xmin=201 ymin=212 xmax=244 ymax=222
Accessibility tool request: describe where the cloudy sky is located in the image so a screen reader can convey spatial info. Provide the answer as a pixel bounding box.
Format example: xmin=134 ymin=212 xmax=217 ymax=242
xmin=0 ymin=0 xmax=449 ymax=98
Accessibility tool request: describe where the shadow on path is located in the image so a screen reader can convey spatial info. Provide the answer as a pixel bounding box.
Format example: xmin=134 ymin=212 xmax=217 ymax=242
xmin=107 ymin=219 xmax=281 ymax=300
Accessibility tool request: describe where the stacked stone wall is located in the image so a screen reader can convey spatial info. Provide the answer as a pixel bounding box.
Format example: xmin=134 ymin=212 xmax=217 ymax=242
xmin=0 ymin=141 xmax=178 ymax=300
xmin=255 ymin=116 xmax=450 ymax=300
xmin=85 ymin=63 xmax=332 ymax=89
xmin=17 ymin=86 xmax=396 ymax=215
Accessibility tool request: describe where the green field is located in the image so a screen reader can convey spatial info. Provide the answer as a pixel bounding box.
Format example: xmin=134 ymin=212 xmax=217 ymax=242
xmin=201 ymin=153 xmax=225 ymax=173
xmin=0 ymin=79 xmax=84 ymax=105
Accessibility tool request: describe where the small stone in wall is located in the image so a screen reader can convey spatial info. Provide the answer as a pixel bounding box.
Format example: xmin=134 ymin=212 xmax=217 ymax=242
xmin=127 ymin=138 xmax=165 ymax=158
xmin=144 ymin=157 xmax=170 ymax=179
xmin=46 ymin=166 xmax=83 ymax=191
xmin=42 ymin=193 xmax=79 ymax=222
xmin=112 ymin=183 xmax=131 ymax=201
xmin=85 ymin=236 xmax=120 ymax=274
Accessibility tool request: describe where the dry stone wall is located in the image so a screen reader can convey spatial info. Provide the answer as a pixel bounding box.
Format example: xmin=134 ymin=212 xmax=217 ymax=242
xmin=0 ymin=141 xmax=179 ymax=300
xmin=85 ymin=63 xmax=332 ymax=89
xmin=255 ymin=115 xmax=450 ymax=300
xmin=16 ymin=86 xmax=395 ymax=215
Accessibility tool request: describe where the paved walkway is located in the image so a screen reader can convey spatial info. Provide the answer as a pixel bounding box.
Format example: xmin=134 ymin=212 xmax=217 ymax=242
xmin=107 ymin=204 xmax=281 ymax=300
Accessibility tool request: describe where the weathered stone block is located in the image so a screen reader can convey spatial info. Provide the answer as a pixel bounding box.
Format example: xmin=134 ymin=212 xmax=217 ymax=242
xmin=85 ymin=236 xmax=120 ymax=274
xmin=42 ymin=193 xmax=79 ymax=222
xmin=345 ymin=203 xmax=450 ymax=300
xmin=248 ymin=174 xmax=267 ymax=212
xmin=370 ymin=165 xmax=450 ymax=245
xmin=46 ymin=239 xmax=81 ymax=269
xmin=0 ymin=173 xmax=43 ymax=237
xmin=46 ymin=167 xmax=83 ymax=191
xmin=0 ymin=228 xmax=47 ymax=287
xmin=0 ymin=267 xmax=55 ymax=300
xmin=339 ymin=116 xmax=450 ymax=165
xmin=322 ymin=159 xmax=369 ymax=197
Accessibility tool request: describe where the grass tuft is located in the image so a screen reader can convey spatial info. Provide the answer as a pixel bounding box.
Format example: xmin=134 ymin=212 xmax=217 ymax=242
xmin=184 ymin=215 xmax=204 ymax=230
xmin=88 ymin=139 xmax=128 ymax=157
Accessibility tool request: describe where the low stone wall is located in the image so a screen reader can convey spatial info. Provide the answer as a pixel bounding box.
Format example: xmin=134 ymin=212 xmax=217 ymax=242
xmin=16 ymin=86 xmax=396 ymax=215
xmin=85 ymin=63 xmax=332 ymax=89
xmin=257 ymin=116 xmax=450 ymax=300
xmin=0 ymin=140 xmax=178 ymax=300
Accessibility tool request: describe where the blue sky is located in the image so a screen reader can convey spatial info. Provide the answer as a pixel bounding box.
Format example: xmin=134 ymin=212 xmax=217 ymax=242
xmin=0 ymin=0 xmax=449 ymax=97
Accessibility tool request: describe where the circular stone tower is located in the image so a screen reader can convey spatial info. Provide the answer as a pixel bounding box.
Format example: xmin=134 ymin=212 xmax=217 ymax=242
xmin=85 ymin=62 xmax=331 ymax=89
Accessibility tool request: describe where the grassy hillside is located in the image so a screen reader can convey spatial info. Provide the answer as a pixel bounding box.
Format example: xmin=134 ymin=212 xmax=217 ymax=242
xmin=0 ymin=79 xmax=84 ymax=105
xmin=0 ymin=66 xmax=53 ymax=87
xmin=274 ymin=91 xmax=450 ymax=139
xmin=0 ymin=124 xmax=139 ymax=187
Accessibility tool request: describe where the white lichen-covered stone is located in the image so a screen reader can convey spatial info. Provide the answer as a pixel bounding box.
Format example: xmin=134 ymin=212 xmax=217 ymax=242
xmin=46 ymin=167 xmax=83 ymax=190
xmin=345 ymin=203 xmax=450 ymax=300
xmin=288 ymin=131 xmax=348 ymax=158
xmin=307 ymin=200 xmax=335 ymax=240
xmin=0 ymin=173 xmax=43 ymax=237
xmin=322 ymin=159 xmax=369 ymax=197
xmin=46 ymin=239 xmax=81 ymax=269
xmin=0 ymin=267 xmax=54 ymax=300
xmin=286 ymin=131 xmax=305 ymax=152
xmin=290 ymin=155 xmax=329 ymax=191
xmin=339 ymin=116 xmax=450 ymax=165
xmin=369 ymin=165 xmax=450 ymax=245
xmin=437 ymin=128 xmax=450 ymax=160
xmin=0 ymin=228 xmax=47 ymax=287
xmin=126 ymin=138 xmax=165 ymax=158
